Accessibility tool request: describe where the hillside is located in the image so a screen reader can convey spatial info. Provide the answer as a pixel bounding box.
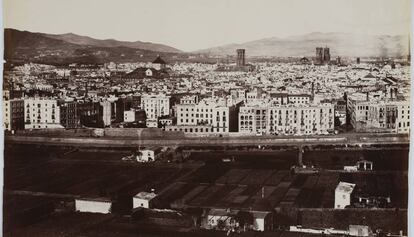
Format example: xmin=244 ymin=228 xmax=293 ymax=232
xmin=195 ymin=32 xmax=409 ymax=58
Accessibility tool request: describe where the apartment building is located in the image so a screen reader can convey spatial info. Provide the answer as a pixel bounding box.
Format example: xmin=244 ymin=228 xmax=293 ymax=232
xmin=169 ymin=98 xmax=230 ymax=133
xmin=24 ymin=98 xmax=63 ymax=129
xmin=347 ymin=92 xmax=410 ymax=133
xmin=3 ymin=99 xmax=25 ymax=131
xmin=141 ymin=94 xmax=170 ymax=125
xmin=239 ymin=103 xmax=334 ymax=135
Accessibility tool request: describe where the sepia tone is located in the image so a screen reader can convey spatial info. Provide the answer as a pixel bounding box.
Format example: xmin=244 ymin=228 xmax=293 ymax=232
xmin=1 ymin=0 xmax=411 ymax=236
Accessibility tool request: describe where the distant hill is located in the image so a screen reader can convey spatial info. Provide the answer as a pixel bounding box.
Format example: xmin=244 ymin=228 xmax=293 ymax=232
xmin=195 ymin=32 xmax=410 ymax=58
xmin=42 ymin=32 xmax=181 ymax=53
xmin=4 ymin=28 xmax=184 ymax=65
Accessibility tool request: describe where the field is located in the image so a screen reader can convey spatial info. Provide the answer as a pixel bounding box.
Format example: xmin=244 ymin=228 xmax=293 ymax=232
xmin=3 ymin=144 xmax=408 ymax=235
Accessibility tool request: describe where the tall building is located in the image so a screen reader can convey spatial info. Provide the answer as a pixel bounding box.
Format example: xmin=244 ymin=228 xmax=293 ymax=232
xmin=323 ymin=47 xmax=331 ymax=63
xmin=315 ymin=47 xmax=330 ymax=64
xmin=316 ymin=47 xmax=323 ymax=64
xmin=3 ymin=99 xmax=25 ymax=131
xmin=60 ymin=101 xmax=80 ymax=128
xmin=236 ymin=49 xmax=246 ymax=67
xmin=141 ymin=94 xmax=170 ymax=122
xmin=175 ymin=98 xmax=230 ymax=133
xmin=24 ymin=98 xmax=62 ymax=129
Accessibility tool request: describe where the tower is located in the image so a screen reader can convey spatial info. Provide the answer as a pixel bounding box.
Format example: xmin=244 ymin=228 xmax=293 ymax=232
xmin=323 ymin=47 xmax=330 ymax=63
xmin=236 ymin=49 xmax=245 ymax=67
xmin=316 ymin=47 xmax=323 ymax=64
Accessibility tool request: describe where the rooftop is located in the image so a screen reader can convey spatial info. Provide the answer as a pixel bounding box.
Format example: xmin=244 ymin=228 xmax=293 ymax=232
xmin=134 ymin=191 xmax=157 ymax=200
xmin=335 ymin=182 xmax=356 ymax=194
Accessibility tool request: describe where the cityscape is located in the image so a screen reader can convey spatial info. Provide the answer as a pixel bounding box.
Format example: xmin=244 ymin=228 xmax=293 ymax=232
xmin=2 ymin=0 xmax=411 ymax=237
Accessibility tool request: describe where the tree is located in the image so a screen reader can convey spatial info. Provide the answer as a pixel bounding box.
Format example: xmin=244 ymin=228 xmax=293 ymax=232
xmin=235 ymin=211 xmax=254 ymax=231
xmin=217 ymin=219 xmax=226 ymax=230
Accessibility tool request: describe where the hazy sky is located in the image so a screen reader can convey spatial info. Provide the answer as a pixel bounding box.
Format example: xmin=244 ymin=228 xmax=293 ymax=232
xmin=3 ymin=0 xmax=411 ymax=51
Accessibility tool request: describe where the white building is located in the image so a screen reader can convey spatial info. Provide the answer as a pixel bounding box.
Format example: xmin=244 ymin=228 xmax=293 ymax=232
xmin=3 ymin=100 xmax=11 ymax=131
xmin=239 ymin=103 xmax=334 ymax=135
xmin=251 ymin=211 xmax=272 ymax=231
xmin=334 ymin=182 xmax=356 ymax=209
xmin=133 ymin=191 xmax=157 ymax=208
xmin=206 ymin=209 xmax=239 ymax=230
xmin=100 ymin=101 xmax=112 ymax=127
xmin=137 ymin=147 xmax=161 ymax=162
xmin=347 ymin=92 xmax=410 ymax=134
xmin=141 ymin=94 xmax=170 ymax=121
xmin=24 ymin=98 xmax=63 ymax=129
xmin=175 ymin=98 xmax=230 ymax=133
xmin=75 ymin=198 xmax=112 ymax=214
xmin=124 ymin=110 xmax=136 ymax=123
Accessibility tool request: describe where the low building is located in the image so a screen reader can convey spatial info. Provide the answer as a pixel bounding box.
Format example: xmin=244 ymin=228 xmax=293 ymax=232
xmin=251 ymin=211 xmax=272 ymax=231
xmin=146 ymin=119 xmax=158 ymax=128
xmin=335 ymin=182 xmax=356 ymax=209
xmin=349 ymin=225 xmax=372 ymax=237
xmin=133 ymin=191 xmax=157 ymax=208
xmin=356 ymin=160 xmax=373 ymax=171
xmin=137 ymin=147 xmax=162 ymax=162
xmin=205 ymin=209 xmax=240 ymax=231
xmin=75 ymin=198 xmax=112 ymax=214
xmin=124 ymin=109 xmax=136 ymax=123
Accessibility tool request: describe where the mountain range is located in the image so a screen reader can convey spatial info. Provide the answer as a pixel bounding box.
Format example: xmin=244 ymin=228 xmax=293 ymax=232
xmin=4 ymin=28 xmax=184 ymax=65
xmin=4 ymin=29 xmax=410 ymax=65
xmin=195 ymin=32 xmax=410 ymax=58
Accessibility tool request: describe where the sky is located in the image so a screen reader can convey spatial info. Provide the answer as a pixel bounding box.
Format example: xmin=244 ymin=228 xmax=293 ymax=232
xmin=3 ymin=0 xmax=412 ymax=51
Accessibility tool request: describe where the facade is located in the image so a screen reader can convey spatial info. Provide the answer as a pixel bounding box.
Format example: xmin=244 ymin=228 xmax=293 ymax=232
xmin=24 ymin=98 xmax=63 ymax=129
xmin=60 ymin=101 xmax=79 ymax=128
xmin=334 ymin=182 xmax=356 ymax=209
xmin=75 ymin=198 xmax=112 ymax=214
xmin=236 ymin=49 xmax=246 ymax=67
xmin=239 ymin=103 xmax=334 ymax=135
xmin=99 ymin=101 xmax=112 ymax=127
xmin=3 ymin=99 xmax=25 ymax=131
xmin=124 ymin=110 xmax=136 ymax=123
xmin=133 ymin=191 xmax=157 ymax=208
xmin=141 ymin=94 xmax=170 ymax=122
xmin=206 ymin=209 xmax=240 ymax=230
xmin=347 ymin=93 xmax=410 ymax=133
xmin=175 ymin=98 xmax=230 ymax=133
xmin=315 ymin=47 xmax=330 ymax=64
xmin=137 ymin=148 xmax=161 ymax=162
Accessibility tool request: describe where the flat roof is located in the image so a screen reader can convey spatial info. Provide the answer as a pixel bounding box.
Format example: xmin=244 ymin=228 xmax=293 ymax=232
xmin=336 ymin=182 xmax=356 ymax=194
xmin=134 ymin=191 xmax=157 ymax=200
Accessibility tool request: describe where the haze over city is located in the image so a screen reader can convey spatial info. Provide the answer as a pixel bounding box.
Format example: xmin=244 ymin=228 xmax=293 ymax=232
xmin=4 ymin=0 xmax=411 ymax=51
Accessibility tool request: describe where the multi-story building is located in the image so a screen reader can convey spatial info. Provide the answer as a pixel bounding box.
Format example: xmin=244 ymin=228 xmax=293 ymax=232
xmin=24 ymin=98 xmax=62 ymax=129
xmin=99 ymin=101 xmax=112 ymax=127
xmin=3 ymin=99 xmax=25 ymax=131
xmin=347 ymin=92 xmax=410 ymax=133
xmin=167 ymin=98 xmax=231 ymax=133
xmin=60 ymin=101 xmax=79 ymax=128
xmin=141 ymin=94 xmax=170 ymax=123
xmin=239 ymin=103 xmax=334 ymax=135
